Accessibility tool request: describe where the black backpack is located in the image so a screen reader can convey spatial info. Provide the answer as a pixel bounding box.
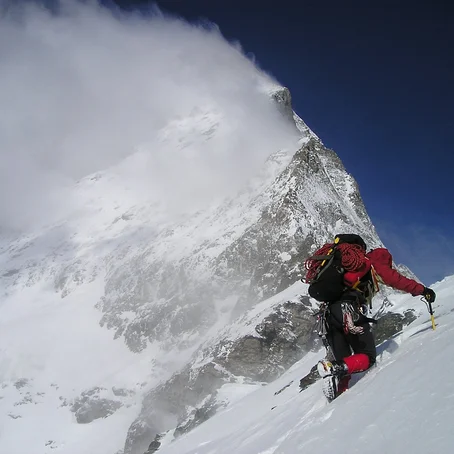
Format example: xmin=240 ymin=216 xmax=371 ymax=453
xmin=304 ymin=234 xmax=367 ymax=303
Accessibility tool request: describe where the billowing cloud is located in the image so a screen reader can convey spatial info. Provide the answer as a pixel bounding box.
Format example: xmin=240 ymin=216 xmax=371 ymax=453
xmin=0 ymin=0 xmax=299 ymax=231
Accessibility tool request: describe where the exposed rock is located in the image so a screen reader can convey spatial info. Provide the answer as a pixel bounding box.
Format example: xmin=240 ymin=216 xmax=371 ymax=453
xmin=45 ymin=440 xmax=57 ymax=450
xmin=14 ymin=392 xmax=33 ymax=406
xmin=112 ymin=387 xmax=134 ymax=397
xmin=124 ymin=419 xmax=160 ymax=454
xmin=298 ymin=365 xmax=319 ymax=392
xmin=174 ymin=395 xmax=220 ymax=438
xmin=71 ymin=387 xmax=122 ymax=424
xmin=271 ymin=87 xmax=297 ymax=125
xmin=274 ymin=380 xmax=294 ymax=396
xmin=124 ymin=361 xmax=228 ymax=454
xmin=218 ymin=300 xmax=316 ymax=381
xmin=145 ymin=434 xmax=163 ymax=454
xmin=3 ymin=268 xmax=20 ymax=277
xmin=374 ymin=309 xmax=417 ymax=345
xmin=14 ymin=378 xmax=29 ymax=389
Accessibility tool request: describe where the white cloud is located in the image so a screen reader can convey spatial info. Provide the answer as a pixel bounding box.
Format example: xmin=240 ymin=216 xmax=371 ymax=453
xmin=0 ymin=0 xmax=299 ymax=231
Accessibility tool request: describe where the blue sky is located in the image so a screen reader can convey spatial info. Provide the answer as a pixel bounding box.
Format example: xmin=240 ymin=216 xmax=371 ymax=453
xmin=32 ymin=0 xmax=454 ymax=285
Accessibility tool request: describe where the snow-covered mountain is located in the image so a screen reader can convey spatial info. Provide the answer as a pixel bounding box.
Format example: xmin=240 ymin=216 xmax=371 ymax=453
xmin=0 ymin=82 xmax=422 ymax=454
xmin=0 ymin=4 xmax=436 ymax=454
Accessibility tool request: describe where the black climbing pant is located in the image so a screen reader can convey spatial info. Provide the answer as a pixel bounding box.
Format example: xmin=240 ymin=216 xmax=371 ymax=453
xmin=326 ymin=298 xmax=377 ymax=366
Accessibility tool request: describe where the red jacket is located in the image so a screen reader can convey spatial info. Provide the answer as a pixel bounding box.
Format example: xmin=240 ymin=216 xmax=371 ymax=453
xmin=366 ymin=248 xmax=425 ymax=296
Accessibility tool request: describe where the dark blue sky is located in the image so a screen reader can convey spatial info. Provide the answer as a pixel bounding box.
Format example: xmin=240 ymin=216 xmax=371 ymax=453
xmin=111 ymin=0 xmax=454 ymax=284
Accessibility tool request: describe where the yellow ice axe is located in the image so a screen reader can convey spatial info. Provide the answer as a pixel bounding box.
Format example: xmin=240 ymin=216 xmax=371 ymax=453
xmin=422 ymin=296 xmax=436 ymax=330
xmin=428 ymin=301 xmax=436 ymax=330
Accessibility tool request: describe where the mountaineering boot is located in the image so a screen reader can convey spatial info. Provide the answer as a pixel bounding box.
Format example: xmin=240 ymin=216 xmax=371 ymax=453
xmin=317 ymin=359 xmax=348 ymax=378
xmin=317 ymin=359 xmax=349 ymax=402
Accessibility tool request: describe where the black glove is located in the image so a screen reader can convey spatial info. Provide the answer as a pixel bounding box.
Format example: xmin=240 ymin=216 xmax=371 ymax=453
xmin=422 ymin=287 xmax=436 ymax=303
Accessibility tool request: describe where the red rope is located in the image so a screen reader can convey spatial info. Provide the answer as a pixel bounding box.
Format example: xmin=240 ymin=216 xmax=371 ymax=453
xmin=304 ymin=243 xmax=366 ymax=283
xmin=304 ymin=243 xmax=333 ymax=282
xmin=339 ymin=243 xmax=366 ymax=271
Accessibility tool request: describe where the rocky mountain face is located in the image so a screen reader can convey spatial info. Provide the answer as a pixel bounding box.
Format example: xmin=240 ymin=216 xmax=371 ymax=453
xmin=0 ymin=86 xmax=416 ymax=454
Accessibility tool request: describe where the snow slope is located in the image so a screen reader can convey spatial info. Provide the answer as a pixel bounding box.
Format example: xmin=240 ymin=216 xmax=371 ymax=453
xmin=156 ymin=275 xmax=454 ymax=454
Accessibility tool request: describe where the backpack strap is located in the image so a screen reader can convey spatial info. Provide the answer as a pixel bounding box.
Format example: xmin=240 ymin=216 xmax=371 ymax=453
xmin=319 ymin=236 xmax=340 ymax=268
xmin=370 ymin=265 xmax=381 ymax=293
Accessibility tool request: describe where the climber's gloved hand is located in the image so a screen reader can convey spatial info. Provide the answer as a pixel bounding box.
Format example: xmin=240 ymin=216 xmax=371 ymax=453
xmin=422 ymin=287 xmax=436 ymax=303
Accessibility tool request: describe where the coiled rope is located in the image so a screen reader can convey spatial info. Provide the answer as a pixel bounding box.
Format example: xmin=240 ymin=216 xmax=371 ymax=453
xmin=304 ymin=243 xmax=366 ymax=283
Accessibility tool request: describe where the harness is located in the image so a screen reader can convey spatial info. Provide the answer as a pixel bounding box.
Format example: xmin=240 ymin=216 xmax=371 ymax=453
xmin=313 ymin=290 xmax=378 ymax=353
